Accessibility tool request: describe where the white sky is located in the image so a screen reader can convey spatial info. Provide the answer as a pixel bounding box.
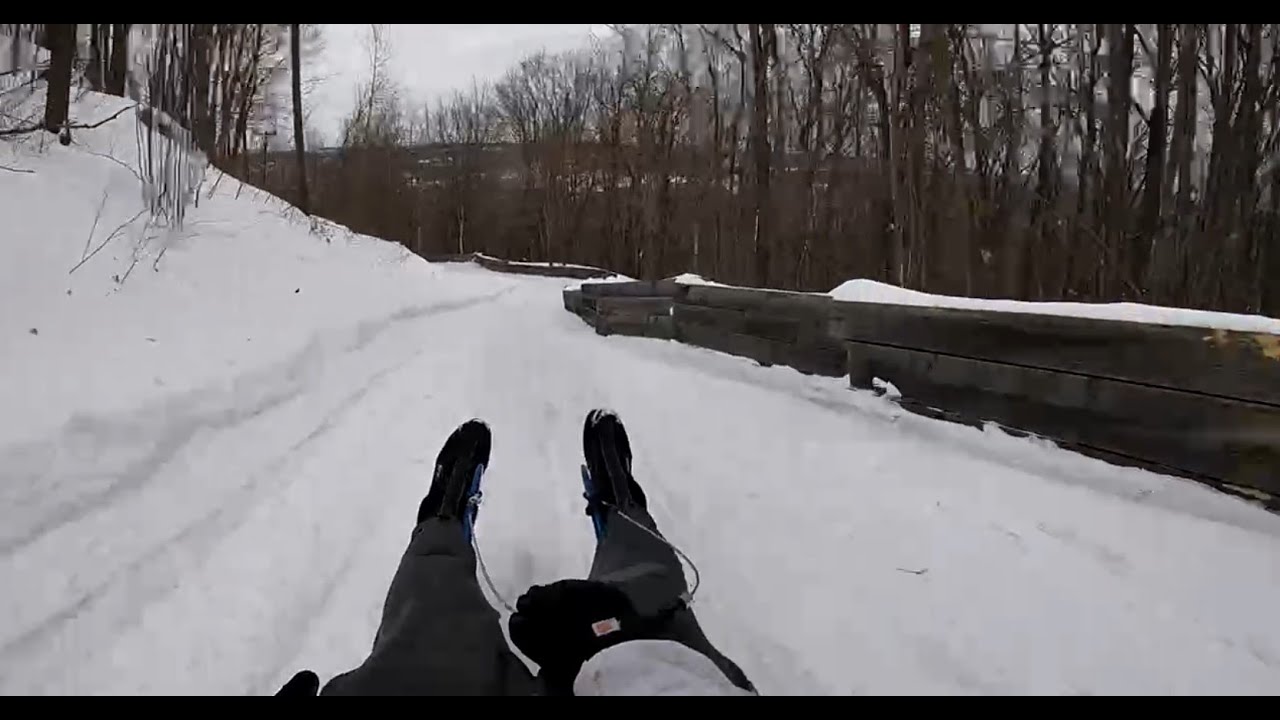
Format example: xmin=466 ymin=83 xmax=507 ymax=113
xmin=307 ymin=24 xmax=609 ymax=145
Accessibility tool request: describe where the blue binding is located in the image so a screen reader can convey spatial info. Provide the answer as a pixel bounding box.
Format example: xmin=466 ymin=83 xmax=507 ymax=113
xmin=581 ymin=463 xmax=606 ymax=542
xmin=462 ymin=463 xmax=485 ymax=542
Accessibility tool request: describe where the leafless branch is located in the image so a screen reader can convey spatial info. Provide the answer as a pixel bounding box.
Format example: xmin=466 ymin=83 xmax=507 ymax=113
xmin=73 ymin=142 xmax=144 ymax=183
xmin=118 ymin=255 xmax=141 ymax=285
xmin=0 ymin=162 xmax=34 ymax=173
xmin=207 ymin=167 xmax=228 ymax=199
xmin=72 ymin=103 xmax=136 ymax=130
xmin=1131 ymin=98 xmax=1150 ymax=125
xmin=0 ymin=123 xmax=40 ymax=136
xmin=0 ymin=102 xmax=134 ymax=137
xmin=68 ymin=207 xmax=146 ymax=275
xmin=82 ymin=190 xmax=108 ymax=259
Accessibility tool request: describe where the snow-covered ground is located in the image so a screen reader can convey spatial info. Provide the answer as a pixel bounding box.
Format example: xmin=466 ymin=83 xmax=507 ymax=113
xmin=3 ymin=92 xmax=1280 ymax=695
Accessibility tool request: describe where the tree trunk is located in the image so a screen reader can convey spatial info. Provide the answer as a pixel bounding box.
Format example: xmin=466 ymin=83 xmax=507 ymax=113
xmin=1232 ymin=24 xmax=1264 ymax=310
xmin=234 ymin=24 xmax=264 ymax=158
xmin=87 ymin=24 xmax=104 ymax=91
xmin=1035 ymin=25 xmax=1055 ymax=205
xmin=106 ymin=24 xmax=129 ymax=96
xmin=1169 ymin=25 xmax=1198 ymax=219
xmin=219 ymin=26 xmax=244 ymax=158
xmin=1202 ymin=24 xmax=1238 ymax=307
xmin=794 ymin=25 xmax=830 ymax=289
xmin=9 ymin=24 xmax=20 ymax=76
xmin=1077 ymin=24 xmax=1098 ymax=224
xmin=943 ymin=26 xmax=973 ymax=295
xmin=1166 ymin=24 xmax=1199 ymax=300
xmin=889 ymin=23 xmax=913 ymax=287
xmin=748 ymin=23 xmax=773 ymax=287
xmin=999 ymin=25 xmax=1025 ymax=299
xmin=702 ymin=32 xmax=725 ymax=280
xmin=191 ymin=24 xmax=215 ymax=154
xmin=868 ymin=39 xmax=894 ymax=282
xmin=904 ymin=24 xmax=928 ymax=290
xmin=291 ymin=24 xmax=310 ymax=215
xmin=43 ymin=24 xmax=76 ymax=134
xmin=1033 ymin=24 xmax=1058 ymax=299
xmin=1139 ymin=24 xmax=1173 ymax=295
xmin=1103 ymin=23 xmax=1134 ymax=297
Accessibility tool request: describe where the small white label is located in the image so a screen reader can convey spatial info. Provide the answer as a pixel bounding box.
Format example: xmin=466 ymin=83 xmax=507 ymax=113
xmin=591 ymin=617 xmax=622 ymax=637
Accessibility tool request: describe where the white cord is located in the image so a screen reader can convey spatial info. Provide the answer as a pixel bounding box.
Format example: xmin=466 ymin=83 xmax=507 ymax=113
xmin=469 ymin=495 xmax=701 ymax=614
xmin=469 ymin=494 xmax=517 ymax=613
xmin=601 ymin=500 xmax=700 ymax=605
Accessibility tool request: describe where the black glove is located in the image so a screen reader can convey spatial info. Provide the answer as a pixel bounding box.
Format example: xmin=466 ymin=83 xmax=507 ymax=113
xmin=508 ymin=579 xmax=642 ymax=694
xmin=276 ymin=670 xmax=320 ymax=696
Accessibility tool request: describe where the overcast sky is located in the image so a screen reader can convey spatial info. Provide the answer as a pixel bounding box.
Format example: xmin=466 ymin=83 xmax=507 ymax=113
xmin=307 ymin=24 xmax=609 ymax=146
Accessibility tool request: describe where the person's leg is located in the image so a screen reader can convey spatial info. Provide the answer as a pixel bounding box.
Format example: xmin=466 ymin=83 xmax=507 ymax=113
xmin=321 ymin=518 xmax=535 ymax=696
xmin=587 ymin=505 xmax=755 ymax=693
xmin=588 ymin=505 xmax=686 ymax=617
xmin=580 ymin=409 xmax=753 ymax=692
xmin=321 ymin=420 xmax=535 ymax=696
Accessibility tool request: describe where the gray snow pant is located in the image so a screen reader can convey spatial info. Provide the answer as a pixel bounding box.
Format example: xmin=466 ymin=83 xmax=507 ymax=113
xmin=320 ymin=507 xmax=751 ymax=696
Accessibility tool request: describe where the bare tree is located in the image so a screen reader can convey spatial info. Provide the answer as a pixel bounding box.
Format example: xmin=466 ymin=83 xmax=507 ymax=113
xmin=1140 ymin=24 xmax=1174 ymax=297
xmin=428 ymin=82 xmax=499 ymax=253
xmin=107 ymin=24 xmax=129 ymax=96
xmin=342 ymin=24 xmax=400 ymax=148
xmin=290 ymin=23 xmax=309 ymax=214
xmin=87 ymin=24 xmax=107 ymax=91
xmin=748 ymin=23 xmax=775 ymax=287
xmin=43 ymin=24 xmax=76 ymax=136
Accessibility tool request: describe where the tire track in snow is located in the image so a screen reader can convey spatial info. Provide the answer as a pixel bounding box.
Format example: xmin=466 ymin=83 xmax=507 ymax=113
xmin=0 ymin=380 xmax=309 ymax=557
xmin=0 ymin=288 xmax=512 ymax=559
xmin=0 ymin=353 xmax=413 ymax=689
xmin=246 ymin=533 xmax=362 ymax=696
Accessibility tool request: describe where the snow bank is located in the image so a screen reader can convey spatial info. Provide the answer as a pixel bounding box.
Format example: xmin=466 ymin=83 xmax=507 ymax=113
xmin=567 ymin=272 xmax=721 ymax=292
xmin=831 ymin=278 xmax=1280 ymax=334
xmin=564 ymin=274 xmax=635 ymax=291
xmin=669 ymin=273 xmax=727 ymax=287
xmin=0 ymin=90 xmax=499 ymax=445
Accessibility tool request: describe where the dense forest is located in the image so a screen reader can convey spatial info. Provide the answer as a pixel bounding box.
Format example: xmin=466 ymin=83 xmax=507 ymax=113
xmin=5 ymin=24 xmax=1279 ymax=314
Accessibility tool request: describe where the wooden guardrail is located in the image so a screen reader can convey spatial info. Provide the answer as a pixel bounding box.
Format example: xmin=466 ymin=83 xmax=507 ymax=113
xmin=564 ymin=280 xmax=1280 ymax=506
xmin=835 ymin=304 xmax=1280 ymax=498
xmin=569 ymin=281 xmax=846 ymax=376
xmin=423 ymin=252 xmax=615 ymax=280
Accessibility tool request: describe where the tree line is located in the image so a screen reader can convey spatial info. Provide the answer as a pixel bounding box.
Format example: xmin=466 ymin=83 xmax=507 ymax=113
xmin=6 ymin=24 xmax=1279 ymax=315
xmin=274 ymin=24 xmax=1277 ymax=316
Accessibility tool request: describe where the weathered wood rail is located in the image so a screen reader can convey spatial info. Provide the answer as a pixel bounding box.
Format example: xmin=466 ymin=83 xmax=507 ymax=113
xmin=423 ymin=252 xmax=615 ymax=280
xmin=564 ymin=280 xmax=1280 ymax=506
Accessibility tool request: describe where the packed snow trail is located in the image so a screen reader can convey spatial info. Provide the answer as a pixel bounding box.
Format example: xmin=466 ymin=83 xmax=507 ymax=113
xmin=3 ymin=93 xmax=1280 ymax=695
xmin=3 ymin=265 xmax=1280 ymax=695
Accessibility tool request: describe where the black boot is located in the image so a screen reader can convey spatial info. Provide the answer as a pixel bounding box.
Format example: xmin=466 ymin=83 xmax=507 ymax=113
xmin=417 ymin=419 xmax=491 ymax=540
xmin=581 ymin=409 xmax=647 ymax=541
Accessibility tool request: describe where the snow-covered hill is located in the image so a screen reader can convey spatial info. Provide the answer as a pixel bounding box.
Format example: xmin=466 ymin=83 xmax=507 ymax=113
xmin=2 ymin=92 xmax=1279 ymax=695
